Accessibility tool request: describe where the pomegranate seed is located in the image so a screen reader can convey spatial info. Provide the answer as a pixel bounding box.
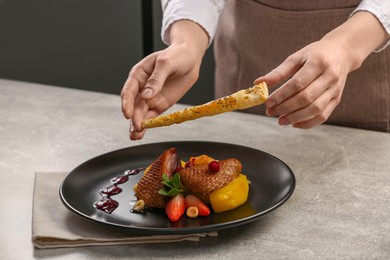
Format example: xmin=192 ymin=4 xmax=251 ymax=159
xmin=208 ymin=161 xmax=220 ymax=172
xmin=185 ymin=159 xmax=195 ymax=168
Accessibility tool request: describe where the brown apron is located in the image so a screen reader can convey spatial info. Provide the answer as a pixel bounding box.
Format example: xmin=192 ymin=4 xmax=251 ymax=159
xmin=214 ymin=0 xmax=390 ymax=132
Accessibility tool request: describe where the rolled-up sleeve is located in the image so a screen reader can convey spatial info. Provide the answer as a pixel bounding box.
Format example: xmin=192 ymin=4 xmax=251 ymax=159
xmin=160 ymin=0 xmax=226 ymax=46
xmin=351 ymin=0 xmax=390 ymax=51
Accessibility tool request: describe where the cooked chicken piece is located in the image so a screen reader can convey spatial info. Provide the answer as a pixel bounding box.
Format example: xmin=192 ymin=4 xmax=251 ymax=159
xmin=135 ymin=148 xmax=180 ymax=208
xmin=178 ymin=158 xmax=242 ymax=195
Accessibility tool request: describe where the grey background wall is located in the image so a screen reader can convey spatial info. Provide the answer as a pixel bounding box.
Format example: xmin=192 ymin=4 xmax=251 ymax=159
xmin=0 ymin=0 xmax=215 ymax=105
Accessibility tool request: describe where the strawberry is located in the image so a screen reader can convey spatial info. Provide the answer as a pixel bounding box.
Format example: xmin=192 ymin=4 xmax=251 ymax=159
xmin=165 ymin=193 xmax=185 ymax=222
xmin=185 ymin=195 xmax=211 ymax=216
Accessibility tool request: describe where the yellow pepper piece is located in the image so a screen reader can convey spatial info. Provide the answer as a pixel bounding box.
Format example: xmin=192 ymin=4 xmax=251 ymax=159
xmin=190 ymin=155 xmax=215 ymax=165
xmin=143 ymin=164 xmax=151 ymax=175
xmin=180 ymin=160 xmax=186 ymax=167
xmin=209 ymin=174 xmax=249 ymax=213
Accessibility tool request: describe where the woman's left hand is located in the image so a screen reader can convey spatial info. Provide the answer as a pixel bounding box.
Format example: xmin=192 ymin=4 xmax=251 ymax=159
xmin=255 ymin=38 xmax=353 ymax=128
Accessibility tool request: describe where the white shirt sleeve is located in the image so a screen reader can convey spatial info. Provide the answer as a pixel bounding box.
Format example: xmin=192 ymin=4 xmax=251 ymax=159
xmin=160 ymin=0 xmax=226 ymax=46
xmin=160 ymin=0 xmax=390 ymax=51
xmin=351 ymin=0 xmax=390 ymax=51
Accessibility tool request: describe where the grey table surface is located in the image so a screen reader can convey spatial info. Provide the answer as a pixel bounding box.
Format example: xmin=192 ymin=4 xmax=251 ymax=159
xmin=1 ymin=79 xmax=390 ymax=259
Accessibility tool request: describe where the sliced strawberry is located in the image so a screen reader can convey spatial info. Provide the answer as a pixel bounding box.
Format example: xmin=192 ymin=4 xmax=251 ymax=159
xmin=165 ymin=193 xmax=185 ymax=222
xmin=185 ymin=195 xmax=211 ymax=216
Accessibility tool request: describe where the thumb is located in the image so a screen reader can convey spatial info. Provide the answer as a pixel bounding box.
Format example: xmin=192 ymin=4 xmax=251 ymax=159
xmin=141 ymin=59 xmax=173 ymax=100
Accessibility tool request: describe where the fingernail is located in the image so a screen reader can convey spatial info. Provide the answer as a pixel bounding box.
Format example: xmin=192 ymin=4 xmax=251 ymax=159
xmin=266 ymin=108 xmax=276 ymax=116
xmin=142 ymin=88 xmax=153 ymax=98
xmin=279 ymin=118 xmax=289 ymax=125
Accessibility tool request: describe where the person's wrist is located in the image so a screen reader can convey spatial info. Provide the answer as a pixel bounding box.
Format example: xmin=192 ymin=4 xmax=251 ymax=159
xmin=169 ymin=20 xmax=209 ymax=59
xmin=323 ymin=11 xmax=389 ymax=72
xmin=319 ymin=33 xmax=363 ymax=73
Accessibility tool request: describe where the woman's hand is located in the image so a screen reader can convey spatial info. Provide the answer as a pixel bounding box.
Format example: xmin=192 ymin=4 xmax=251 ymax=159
xmin=121 ymin=20 xmax=209 ymax=140
xmin=256 ymin=38 xmax=354 ymax=129
xmin=255 ymin=11 xmax=389 ymax=129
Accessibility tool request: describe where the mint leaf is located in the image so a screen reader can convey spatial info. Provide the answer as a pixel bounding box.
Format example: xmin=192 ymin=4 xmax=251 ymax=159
xmin=161 ymin=173 xmax=174 ymax=188
xmin=159 ymin=173 xmax=184 ymax=197
xmin=158 ymin=188 xmax=169 ymax=196
xmin=167 ymin=188 xmax=183 ymax=197
xmin=173 ymin=173 xmax=181 ymax=188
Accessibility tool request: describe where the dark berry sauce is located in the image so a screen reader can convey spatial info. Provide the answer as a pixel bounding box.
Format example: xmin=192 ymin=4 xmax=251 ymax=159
xmin=99 ymin=185 xmax=122 ymax=196
xmin=93 ymin=198 xmax=119 ymax=214
xmin=93 ymin=167 xmax=144 ymax=214
xmin=110 ymin=175 xmax=129 ymax=185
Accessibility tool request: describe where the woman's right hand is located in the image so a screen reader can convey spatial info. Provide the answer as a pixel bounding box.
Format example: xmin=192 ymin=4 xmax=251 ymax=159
xmin=121 ymin=20 xmax=209 ymax=140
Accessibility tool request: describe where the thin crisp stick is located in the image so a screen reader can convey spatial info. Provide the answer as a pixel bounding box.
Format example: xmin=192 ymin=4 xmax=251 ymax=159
xmin=142 ymin=82 xmax=268 ymax=129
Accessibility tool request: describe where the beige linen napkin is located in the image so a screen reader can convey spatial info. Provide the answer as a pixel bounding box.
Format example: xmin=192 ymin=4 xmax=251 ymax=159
xmin=32 ymin=172 xmax=217 ymax=249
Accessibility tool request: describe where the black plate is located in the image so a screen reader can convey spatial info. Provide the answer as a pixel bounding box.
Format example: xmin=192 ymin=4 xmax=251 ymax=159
xmin=60 ymin=141 xmax=295 ymax=234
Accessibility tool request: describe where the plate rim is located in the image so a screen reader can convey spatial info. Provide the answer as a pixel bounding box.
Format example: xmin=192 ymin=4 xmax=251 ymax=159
xmin=59 ymin=141 xmax=295 ymax=234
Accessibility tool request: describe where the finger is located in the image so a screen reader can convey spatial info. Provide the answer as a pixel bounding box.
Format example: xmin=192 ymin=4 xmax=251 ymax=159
xmin=254 ymin=53 xmax=304 ymax=87
xmin=131 ymin=97 xmax=149 ymax=132
xmin=129 ymin=111 xmax=147 ymax=140
xmin=121 ymin=60 xmax=154 ymax=119
xmin=265 ymin=60 xmax=324 ymax=109
xmin=292 ymin=98 xmax=339 ymax=129
xmin=141 ymin=58 xmax=175 ymax=100
xmin=266 ymin=74 xmax=330 ymax=117
xmin=131 ymin=98 xmax=161 ymax=133
xmin=129 ymin=108 xmax=160 ymax=140
xmin=277 ymin=88 xmax=334 ymax=126
xmin=121 ymin=78 xmax=141 ymax=119
xmin=130 ymin=128 xmax=146 ymax=140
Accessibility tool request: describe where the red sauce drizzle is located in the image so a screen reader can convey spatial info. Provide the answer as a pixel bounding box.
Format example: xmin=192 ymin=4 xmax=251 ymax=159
xmin=93 ymin=167 xmax=144 ymax=214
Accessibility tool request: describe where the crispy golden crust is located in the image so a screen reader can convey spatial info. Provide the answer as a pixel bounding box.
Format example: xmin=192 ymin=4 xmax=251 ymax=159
xmin=178 ymin=158 xmax=242 ymax=195
xmin=142 ymin=82 xmax=268 ymax=129
xmin=135 ymin=148 xmax=179 ymax=208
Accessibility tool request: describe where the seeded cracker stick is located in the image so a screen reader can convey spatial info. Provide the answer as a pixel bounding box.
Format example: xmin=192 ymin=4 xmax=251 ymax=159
xmin=141 ymin=82 xmax=269 ymax=129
